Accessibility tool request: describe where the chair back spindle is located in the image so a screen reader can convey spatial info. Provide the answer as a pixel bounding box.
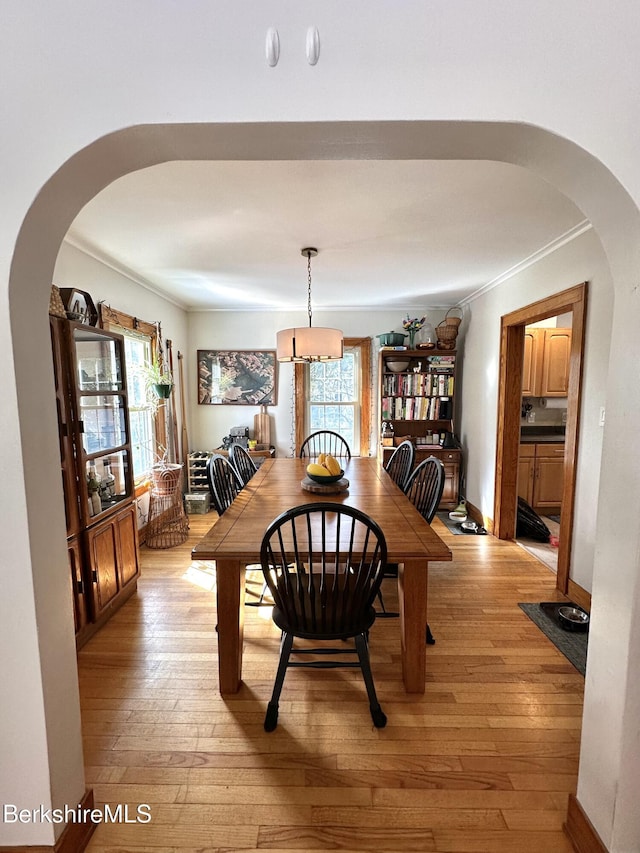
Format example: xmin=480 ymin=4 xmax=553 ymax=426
xmin=299 ymin=430 xmax=352 ymax=461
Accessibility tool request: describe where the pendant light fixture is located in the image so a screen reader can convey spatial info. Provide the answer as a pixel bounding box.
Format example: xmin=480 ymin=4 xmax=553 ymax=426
xmin=276 ymin=247 xmax=344 ymax=362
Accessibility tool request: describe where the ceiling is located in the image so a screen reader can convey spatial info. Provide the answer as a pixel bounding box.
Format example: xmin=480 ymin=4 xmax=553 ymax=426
xmin=66 ymin=159 xmax=587 ymax=312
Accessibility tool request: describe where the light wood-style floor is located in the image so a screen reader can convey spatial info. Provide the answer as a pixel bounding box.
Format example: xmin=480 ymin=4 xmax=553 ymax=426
xmin=80 ymin=512 xmax=582 ymax=853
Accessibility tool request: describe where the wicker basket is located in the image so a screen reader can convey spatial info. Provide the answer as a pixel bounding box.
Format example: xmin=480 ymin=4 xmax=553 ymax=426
xmin=444 ymin=307 xmax=463 ymax=328
xmin=436 ymin=320 xmax=459 ymax=349
xmin=49 ymin=285 xmax=67 ymax=318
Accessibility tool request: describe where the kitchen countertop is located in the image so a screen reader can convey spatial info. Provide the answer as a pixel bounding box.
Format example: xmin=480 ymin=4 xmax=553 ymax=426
xmin=520 ymin=426 xmax=565 ymax=443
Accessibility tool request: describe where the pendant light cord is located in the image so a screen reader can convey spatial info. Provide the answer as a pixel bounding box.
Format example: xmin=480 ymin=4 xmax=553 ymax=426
xmin=306 ymin=250 xmax=313 ymax=328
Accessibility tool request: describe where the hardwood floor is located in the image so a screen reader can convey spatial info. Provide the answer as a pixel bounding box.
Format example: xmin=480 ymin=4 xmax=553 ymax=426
xmin=80 ymin=512 xmax=581 ymax=852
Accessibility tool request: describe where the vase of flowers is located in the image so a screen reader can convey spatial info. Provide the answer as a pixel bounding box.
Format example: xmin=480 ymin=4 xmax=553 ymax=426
xmin=402 ymin=315 xmax=427 ymax=349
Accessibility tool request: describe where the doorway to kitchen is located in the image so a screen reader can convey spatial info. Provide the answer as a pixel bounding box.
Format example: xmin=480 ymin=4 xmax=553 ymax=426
xmin=493 ymin=283 xmax=587 ymax=596
xmin=516 ymin=315 xmax=572 ymax=574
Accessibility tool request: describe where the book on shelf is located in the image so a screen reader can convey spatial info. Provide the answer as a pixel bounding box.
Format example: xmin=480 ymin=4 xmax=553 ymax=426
xmin=381 ymin=345 xmax=408 ymax=350
xmin=383 ymin=395 xmax=453 ymax=421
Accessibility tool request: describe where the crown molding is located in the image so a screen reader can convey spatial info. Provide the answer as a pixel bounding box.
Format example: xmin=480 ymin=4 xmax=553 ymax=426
xmin=62 ymin=233 xmax=187 ymax=310
xmin=460 ymin=219 xmax=592 ymax=306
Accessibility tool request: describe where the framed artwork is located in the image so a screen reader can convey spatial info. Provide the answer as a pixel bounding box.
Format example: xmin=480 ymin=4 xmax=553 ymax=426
xmin=197 ymin=350 xmax=278 ymax=405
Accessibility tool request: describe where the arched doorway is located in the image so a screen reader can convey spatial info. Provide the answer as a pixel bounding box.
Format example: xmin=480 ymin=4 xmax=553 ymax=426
xmin=6 ymin=120 xmax=640 ymax=849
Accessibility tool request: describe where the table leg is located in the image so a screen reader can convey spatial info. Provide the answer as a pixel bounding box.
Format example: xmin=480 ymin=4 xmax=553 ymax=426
xmin=398 ymin=558 xmax=428 ymax=693
xmin=215 ymin=559 xmax=246 ymax=694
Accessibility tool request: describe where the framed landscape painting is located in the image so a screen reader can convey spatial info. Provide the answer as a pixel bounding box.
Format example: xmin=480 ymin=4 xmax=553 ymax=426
xmin=197 ymin=350 xmax=278 ymax=405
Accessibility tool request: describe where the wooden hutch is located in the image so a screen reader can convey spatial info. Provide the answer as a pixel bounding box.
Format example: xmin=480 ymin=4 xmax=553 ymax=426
xmin=50 ymin=316 xmax=140 ymax=649
xmin=378 ymin=348 xmax=462 ymax=508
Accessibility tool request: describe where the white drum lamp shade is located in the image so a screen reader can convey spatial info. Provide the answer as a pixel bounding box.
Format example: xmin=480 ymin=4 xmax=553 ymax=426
xmin=276 ymin=326 xmax=344 ymax=362
xmin=276 ymin=248 xmax=344 ymax=363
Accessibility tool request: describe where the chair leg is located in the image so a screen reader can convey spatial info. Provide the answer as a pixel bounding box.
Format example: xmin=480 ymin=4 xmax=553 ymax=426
xmin=354 ymin=633 xmax=387 ymax=728
xmin=264 ymin=631 xmax=294 ymax=732
xmin=375 ymin=582 xmax=399 ymax=618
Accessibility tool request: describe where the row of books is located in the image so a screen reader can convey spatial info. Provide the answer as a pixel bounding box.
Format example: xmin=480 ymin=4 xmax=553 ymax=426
xmin=382 ymin=373 xmax=455 ymax=397
xmin=381 ymin=396 xmax=453 ymax=421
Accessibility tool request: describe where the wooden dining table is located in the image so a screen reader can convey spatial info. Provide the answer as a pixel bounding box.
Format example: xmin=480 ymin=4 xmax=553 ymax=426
xmin=192 ymin=456 xmax=451 ymax=695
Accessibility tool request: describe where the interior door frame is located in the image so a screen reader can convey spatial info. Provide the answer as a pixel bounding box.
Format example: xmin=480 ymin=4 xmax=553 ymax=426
xmin=493 ymin=282 xmax=587 ymax=594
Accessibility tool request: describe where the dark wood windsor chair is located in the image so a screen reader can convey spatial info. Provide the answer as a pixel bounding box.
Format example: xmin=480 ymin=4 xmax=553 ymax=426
xmin=299 ymin=430 xmax=352 ymax=461
xmin=384 ymin=438 xmax=415 ymax=492
xmin=229 ymin=443 xmax=258 ymax=487
xmin=260 ymin=502 xmax=388 ymax=731
xmin=378 ymin=455 xmax=445 ymax=645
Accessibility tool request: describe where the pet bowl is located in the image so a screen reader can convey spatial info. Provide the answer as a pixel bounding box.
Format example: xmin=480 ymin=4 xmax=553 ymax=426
xmin=558 ymin=605 xmax=590 ymax=632
xmin=306 ymin=470 xmax=344 ymax=485
xmin=386 ymin=359 xmax=411 ymax=373
xmin=448 ymin=510 xmax=467 ymax=523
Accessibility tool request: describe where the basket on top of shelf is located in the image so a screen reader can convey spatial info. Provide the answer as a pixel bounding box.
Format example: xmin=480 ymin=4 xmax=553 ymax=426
xmin=436 ymin=308 xmax=463 ymax=350
xmin=444 ymin=307 xmax=463 ymax=327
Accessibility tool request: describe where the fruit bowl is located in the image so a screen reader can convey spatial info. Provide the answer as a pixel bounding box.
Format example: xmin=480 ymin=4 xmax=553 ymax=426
xmin=306 ymin=469 xmax=344 ymax=485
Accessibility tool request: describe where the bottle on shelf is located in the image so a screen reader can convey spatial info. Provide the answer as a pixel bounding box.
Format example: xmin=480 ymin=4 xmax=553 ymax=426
xmin=87 ymin=466 xmax=102 ymax=516
xmin=388 ymin=422 xmax=395 ymax=446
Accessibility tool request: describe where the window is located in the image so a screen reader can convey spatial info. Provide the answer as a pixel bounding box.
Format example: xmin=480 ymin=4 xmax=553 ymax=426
xmin=294 ymin=337 xmax=372 ymax=457
xmin=308 ymin=351 xmax=359 ymax=451
xmin=123 ymin=333 xmax=154 ymax=478
xmin=99 ymin=305 xmax=162 ymax=482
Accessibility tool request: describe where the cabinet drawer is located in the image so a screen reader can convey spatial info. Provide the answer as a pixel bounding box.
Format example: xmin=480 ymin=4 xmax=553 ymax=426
xmin=535 ymin=443 xmax=565 ymax=458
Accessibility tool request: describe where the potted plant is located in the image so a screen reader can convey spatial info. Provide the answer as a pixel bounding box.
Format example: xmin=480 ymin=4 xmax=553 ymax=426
xmin=140 ymin=357 xmax=174 ymax=413
xmin=149 ymin=447 xmax=183 ymax=495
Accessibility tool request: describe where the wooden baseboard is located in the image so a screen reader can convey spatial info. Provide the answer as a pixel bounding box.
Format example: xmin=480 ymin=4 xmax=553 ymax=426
xmin=564 ymin=794 xmax=607 ymax=853
xmin=465 ymin=500 xmax=494 ymax=534
xmin=0 ymin=788 xmax=96 ymax=853
xmin=567 ymin=580 xmax=591 ymax=613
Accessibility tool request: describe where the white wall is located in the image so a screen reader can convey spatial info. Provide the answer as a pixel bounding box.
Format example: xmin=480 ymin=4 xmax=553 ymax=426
xmin=188 ymin=308 xmax=451 ymax=458
xmin=460 ymin=227 xmax=613 ymax=594
xmin=54 ymin=240 xmax=189 ymax=459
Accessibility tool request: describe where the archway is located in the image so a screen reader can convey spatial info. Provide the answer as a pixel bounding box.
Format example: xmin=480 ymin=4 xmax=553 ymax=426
xmin=7 ymin=120 xmax=640 ymax=849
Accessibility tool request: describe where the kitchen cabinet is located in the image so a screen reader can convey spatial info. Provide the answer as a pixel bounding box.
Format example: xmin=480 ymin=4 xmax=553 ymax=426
xmin=378 ymin=349 xmax=462 ymax=508
xmin=50 ymin=315 xmax=140 ymax=649
xmin=522 ymin=327 xmax=572 ymax=397
xmin=517 ymin=444 xmax=536 ymax=505
xmin=518 ymin=442 xmax=565 ymax=511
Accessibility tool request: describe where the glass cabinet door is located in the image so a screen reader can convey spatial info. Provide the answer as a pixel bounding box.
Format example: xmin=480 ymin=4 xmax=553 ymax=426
xmin=73 ymin=327 xmax=123 ymax=392
xmin=69 ymin=323 xmax=133 ymax=523
xmin=78 ymin=395 xmax=127 ymax=454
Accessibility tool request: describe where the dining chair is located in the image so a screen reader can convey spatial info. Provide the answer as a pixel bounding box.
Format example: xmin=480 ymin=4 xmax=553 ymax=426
xmin=377 ymin=455 xmax=445 ymax=645
xmin=259 ymin=502 xmax=388 ymax=731
xmin=228 ymin=443 xmax=258 ymax=487
xmin=299 ymin=430 xmax=352 ymax=461
xmin=206 ymin=452 xmax=270 ymax=609
xmin=206 ymin=453 xmax=243 ymax=515
xmin=384 ymin=439 xmax=415 ymax=492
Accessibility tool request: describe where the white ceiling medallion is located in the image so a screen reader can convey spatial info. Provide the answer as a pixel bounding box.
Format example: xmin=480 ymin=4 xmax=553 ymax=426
xmin=266 ymin=27 xmax=280 ymax=67
xmin=306 ymin=26 xmax=320 ymax=65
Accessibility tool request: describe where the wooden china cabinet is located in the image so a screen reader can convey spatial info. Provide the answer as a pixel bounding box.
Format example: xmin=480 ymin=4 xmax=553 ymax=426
xmin=50 ymin=316 xmax=140 ymax=648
